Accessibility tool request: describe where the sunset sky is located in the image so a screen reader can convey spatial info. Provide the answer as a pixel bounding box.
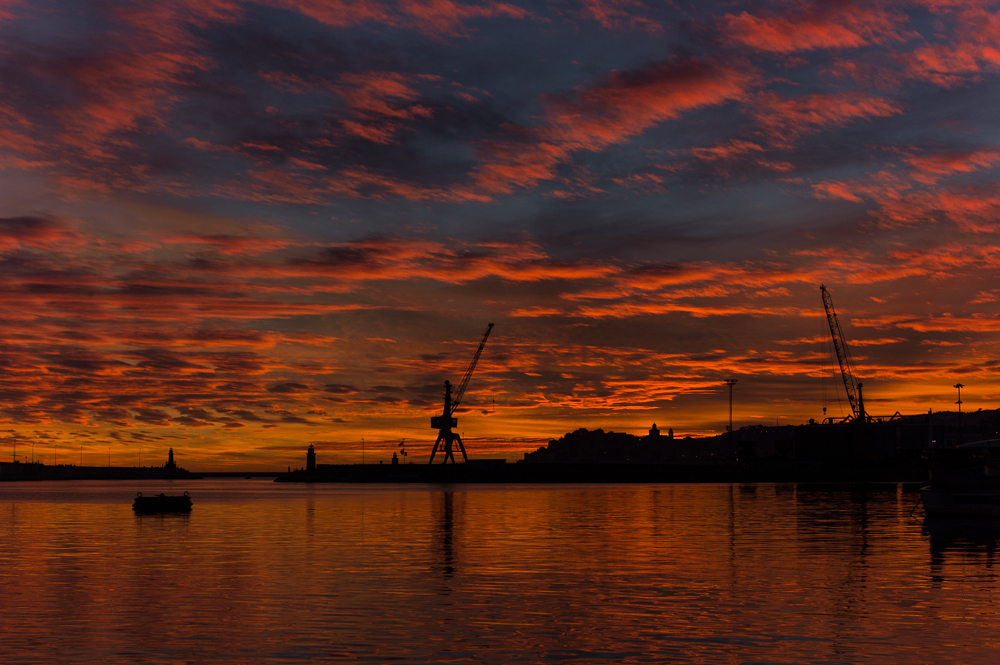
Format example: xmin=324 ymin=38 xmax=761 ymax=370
xmin=3 ymin=0 xmax=1000 ymax=468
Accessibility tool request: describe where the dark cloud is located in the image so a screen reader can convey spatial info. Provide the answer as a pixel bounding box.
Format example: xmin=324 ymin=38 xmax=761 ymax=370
xmin=323 ymin=383 xmax=358 ymax=394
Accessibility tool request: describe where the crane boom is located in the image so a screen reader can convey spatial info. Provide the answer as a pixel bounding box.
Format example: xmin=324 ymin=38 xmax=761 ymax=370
xmin=428 ymin=322 xmax=495 ymax=464
xmin=452 ymin=322 xmax=494 ymax=410
xmin=820 ymin=285 xmax=862 ymax=420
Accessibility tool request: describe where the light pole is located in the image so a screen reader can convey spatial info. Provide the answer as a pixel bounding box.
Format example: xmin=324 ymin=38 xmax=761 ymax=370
xmin=362 ymin=438 xmax=365 ymax=465
xmin=954 ymin=383 xmax=964 ymax=446
xmin=725 ymin=379 xmax=738 ymax=459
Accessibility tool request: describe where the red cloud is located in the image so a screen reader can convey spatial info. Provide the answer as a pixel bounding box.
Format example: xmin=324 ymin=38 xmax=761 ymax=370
xmin=690 ymin=139 xmax=764 ymax=161
xmin=162 ymin=234 xmax=294 ymax=255
xmin=52 ymin=2 xmax=241 ymax=161
xmin=337 ymin=72 xmax=439 ymax=143
xmin=812 ymin=161 xmax=1000 ymax=233
xmin=470 ymin=59 xmax=755 ymax=194
xmin=902 ymin=6 xmax=1000 ymax=86
xmin=0 ymin=217 xmax=82 ymax=251
xmin=904 ymin=148 xmax=1000 ymax=184
xmin=0 ymin=1 xmax=243 ymax=189
xmin=577 ymin=0 xmax=663 ymax=34
xmin=754 ymin=91 xmax=902 ymax=145
xmin=545 ymin=60 xmax=753 ymax=151
xmin=721 ymin=2 xmax=907 ymax=53
xmin=262 ymin=0 xmax=528 ymax=38
xmin=812 ymin=180 xmax=865 ymax=203
xmin=0 ymin=0 xmax=24 ymax=21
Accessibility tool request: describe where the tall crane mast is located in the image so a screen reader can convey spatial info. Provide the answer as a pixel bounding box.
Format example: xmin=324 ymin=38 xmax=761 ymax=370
xmin=820 ymin=285 xmax=865 ymax=421
xmin=429 ymin=323 xmax=494 ymax=464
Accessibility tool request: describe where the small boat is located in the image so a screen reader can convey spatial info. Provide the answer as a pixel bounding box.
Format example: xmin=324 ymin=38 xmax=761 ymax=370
xmin=921 ymin=442 xmax=1000 ymax=518
xmin=132 ymin=491 xmax=192 ymax=513
xmin=921 ymin=486 xmax=1000 ymax=517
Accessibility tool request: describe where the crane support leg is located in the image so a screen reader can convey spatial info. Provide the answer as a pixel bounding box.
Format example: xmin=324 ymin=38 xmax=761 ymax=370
xmin=429 ymin=430 xmax=445 ymax=464
xmin=442 ymin=430 xmax=459 ymax=464
xmin=432 ymin=429 xmax=466 ymax=464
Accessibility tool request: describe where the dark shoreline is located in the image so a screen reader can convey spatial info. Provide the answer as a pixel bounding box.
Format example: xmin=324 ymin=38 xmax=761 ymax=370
xmin=0 ymin=459 xmax=933 ymax=485
xmin=274 ymin=461 xmax=930 ymax=484
xmin=0 ymin=463 xmax=200 ymax=481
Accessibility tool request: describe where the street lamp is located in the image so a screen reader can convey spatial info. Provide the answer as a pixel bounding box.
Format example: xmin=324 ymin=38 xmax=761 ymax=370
xmin=362 ymin=438 xmax=365 ymax=465
xmin=954 ymin=383 xmax=964 ymax=445
xmin=725 ymin=379 xmax=738 ymax=459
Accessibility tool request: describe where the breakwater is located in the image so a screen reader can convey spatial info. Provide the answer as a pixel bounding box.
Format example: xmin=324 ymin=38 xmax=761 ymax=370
xmin=274 ymin=459 xmax=928 ymax=484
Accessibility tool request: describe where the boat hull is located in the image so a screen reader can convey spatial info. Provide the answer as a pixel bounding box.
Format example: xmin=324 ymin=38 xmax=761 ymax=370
xmin=132 ymin=492 xmax=192 ymax=513
xmin=920 ymin=486 xmax=1000 ymax=517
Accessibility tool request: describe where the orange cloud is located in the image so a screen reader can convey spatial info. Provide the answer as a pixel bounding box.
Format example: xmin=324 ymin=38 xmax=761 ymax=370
xmin=857 ymin=314 xmax=1000 ymax=333
xmin=4 ymin=215 xmax=1000 ymax=464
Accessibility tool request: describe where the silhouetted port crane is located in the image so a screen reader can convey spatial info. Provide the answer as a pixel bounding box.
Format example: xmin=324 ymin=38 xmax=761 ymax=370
xmin=820 ymin=284 xmax=867 ymax=422
xmin=429 ymin=322 xmax=494 ymax=464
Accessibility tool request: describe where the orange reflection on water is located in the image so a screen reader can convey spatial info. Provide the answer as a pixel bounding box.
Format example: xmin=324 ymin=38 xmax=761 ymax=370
xmin=1 ymin=481 xmax=998 ymax=663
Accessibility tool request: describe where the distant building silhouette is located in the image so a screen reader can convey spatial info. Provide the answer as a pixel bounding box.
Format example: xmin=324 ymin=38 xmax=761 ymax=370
xmin=165 ymin=448 xmax=176 ymax=469
xmin=523 ymin=426 xmax=704 ymax=464
xmin=306 ymin=444 xmax=316 ymax=471
xmin=524 ymin=428 xmax=646 ymax=463
xmin=648 ymin=423 xmax=674 ymax=440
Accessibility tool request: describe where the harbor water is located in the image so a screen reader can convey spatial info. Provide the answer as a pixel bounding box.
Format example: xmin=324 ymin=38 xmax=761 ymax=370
xmin=1 ymin=480 xmax=998 ymax=663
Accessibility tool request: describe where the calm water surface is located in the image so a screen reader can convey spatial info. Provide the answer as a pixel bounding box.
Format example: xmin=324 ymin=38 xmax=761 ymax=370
xmin=1 ymin=481 xmax=998 ymax=663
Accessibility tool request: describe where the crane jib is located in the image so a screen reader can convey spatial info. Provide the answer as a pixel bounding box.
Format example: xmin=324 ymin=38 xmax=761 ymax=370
xmin=452 ymin=322 xmax=494 ymax=410
xmin=820 ymin=285 xmax=862 ymax=420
